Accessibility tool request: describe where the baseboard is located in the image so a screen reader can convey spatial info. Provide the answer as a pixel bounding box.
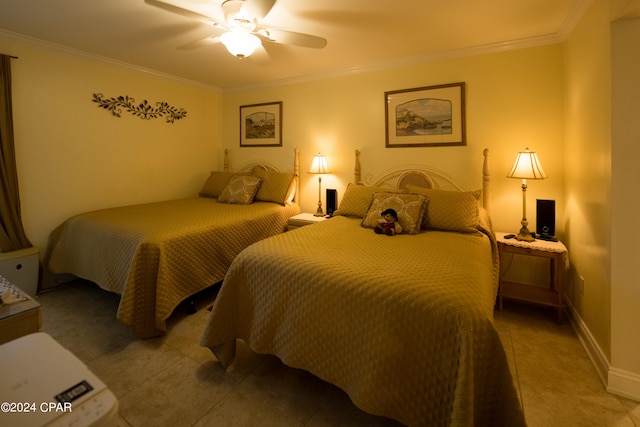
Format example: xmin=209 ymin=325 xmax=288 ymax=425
xmin=608 ymin=368 xmax=640 ymax=401
xmin=565 ymin=298 xmax=610 ymax=386
xmin=565 ymin=297 xmax=640 ymax=401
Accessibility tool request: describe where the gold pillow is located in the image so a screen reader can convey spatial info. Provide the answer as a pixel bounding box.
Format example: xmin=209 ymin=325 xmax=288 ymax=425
xmin=199 ymin=171 xmax=238 ymax=198
xmin=252 ymin=166 xmax=295 ymax=205
xmin=405 ymin=184 xmax=480 ymax=233
xmin=218 ymin=175 xmax=262 ymax=204
xmin=361 ymin=192 xmax=427 ymax=235
xmin=335 ymin=183 xmax=405 ymax=218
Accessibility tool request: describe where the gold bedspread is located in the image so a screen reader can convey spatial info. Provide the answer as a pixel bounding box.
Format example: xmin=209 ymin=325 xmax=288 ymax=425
xmin=48 ymin=197 xmax=300 ymax=338
xmin=201 ymin=215 xmax=525 ymax=426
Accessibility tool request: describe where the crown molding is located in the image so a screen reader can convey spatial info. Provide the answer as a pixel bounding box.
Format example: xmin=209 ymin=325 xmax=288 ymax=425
xmin=558 ymin=0 xmax=594 ymax=39
xmin=1 ymin=3 xmax=588 ymax=97
xmin=0 ymin=29 xmax=223 ymax=93
xmin=226 ymin=0 xmax=595 ymax=93
xmin=224 ymin=33 xmax=563 ymax=93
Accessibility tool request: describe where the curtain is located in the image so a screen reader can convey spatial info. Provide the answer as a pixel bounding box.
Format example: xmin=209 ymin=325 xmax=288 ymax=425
xmin=0 ymin=54 xmax=32 ymax=251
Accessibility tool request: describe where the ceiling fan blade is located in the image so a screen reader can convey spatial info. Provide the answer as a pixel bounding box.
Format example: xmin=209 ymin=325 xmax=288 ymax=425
xmin=242 ymin=0 xmax=277 ymax=21
xmin=260 ymin=29 xmax=327 ymax=49
xmin=222 ymin=0 xmax=244 ymax=23
xmin=177 ymin=35 xmax=221 ymax=51
xmin=144 ymin=0 xmax=216 ymax=24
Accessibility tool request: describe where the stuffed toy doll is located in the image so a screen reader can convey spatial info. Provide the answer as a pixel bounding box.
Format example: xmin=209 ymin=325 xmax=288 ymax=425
xmin=374 ymin=208 xmax=402 ymax=236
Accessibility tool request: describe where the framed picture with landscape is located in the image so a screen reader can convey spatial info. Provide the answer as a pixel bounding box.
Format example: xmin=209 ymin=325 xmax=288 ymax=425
xmin=385 ymin=82 xmax=466 ymax=148
xmin=240 ymin=101 xmax=282 ymax=147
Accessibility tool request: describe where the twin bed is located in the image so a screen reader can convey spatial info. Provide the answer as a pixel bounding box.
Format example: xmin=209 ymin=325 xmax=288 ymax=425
xmin=47 ymin=149 xmax=301 ymax=339
xmin=200 ymin=149 xmax=526 ymax=426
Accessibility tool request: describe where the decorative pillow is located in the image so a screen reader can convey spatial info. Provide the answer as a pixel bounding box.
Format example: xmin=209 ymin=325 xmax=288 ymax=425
xmin=334 ymin=183 xmax=405 ymax=218
xmin=405 ymin=184 xmax=481 ymax=233
xmin=361 ymin=192 xmax=428 ymax=235
xmin=199 ymin=171 xmax=238 ymax=198
xmin=252 ymin=166 xmax=295 ymax=205
xmin=218 ymin=175 xmax=262 ymax=204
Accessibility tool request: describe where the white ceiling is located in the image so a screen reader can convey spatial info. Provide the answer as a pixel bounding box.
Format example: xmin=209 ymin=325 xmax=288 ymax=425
xmin=0 ymin=0 xmax=616 ymax=90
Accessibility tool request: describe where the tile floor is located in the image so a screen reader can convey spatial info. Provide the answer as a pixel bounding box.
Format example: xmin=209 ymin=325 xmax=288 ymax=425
xmin=31 ymin=279 xmax=640 ymax=426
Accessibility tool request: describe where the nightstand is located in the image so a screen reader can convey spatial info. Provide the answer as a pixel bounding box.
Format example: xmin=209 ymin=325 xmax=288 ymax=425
xmin=287 ymin=213 xmax=328 ymax=231
xmin=496 ymin=231 xmax=568 ymax=323
xmin=0 ymin=276 xmax=42 ymax=344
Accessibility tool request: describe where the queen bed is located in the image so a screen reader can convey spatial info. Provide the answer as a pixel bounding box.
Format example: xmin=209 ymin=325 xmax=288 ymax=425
xmin=200 ymin=149 xmax=526 ymax=426
xmin=47 ymin=149 xmax=301 ymax=339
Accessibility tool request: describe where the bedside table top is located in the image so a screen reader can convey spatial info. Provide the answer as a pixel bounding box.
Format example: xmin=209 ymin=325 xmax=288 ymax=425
xmin=289 ymin=213 xmax=328 ymax=223
xmin=495 ymin=231 xmax=567 ymax=254
xmin=0 ymin=275 xmax=41 ymax=321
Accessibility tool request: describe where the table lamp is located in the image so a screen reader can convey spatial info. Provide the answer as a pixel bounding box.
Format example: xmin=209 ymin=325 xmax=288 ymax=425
xmin=507 ymin=147 xmax=547 ymax=241
xmin=308 ymin=153 xmax=331 ymax=217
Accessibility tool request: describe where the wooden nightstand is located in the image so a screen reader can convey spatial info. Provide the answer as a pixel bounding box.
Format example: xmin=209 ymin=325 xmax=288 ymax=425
xmin=0 ymin=276 xmax=42 ymax=344
xmin=496 ymin=231 xmax=568 ymax=323
xmin=287 ymin=213 xmax=328 ymax=231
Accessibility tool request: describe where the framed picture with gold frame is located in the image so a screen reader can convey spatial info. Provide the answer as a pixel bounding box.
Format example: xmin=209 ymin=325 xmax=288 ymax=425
xmin=385 ymin=82 xmax=466 ymax=148
xmin=240 ymin=101 xmax=282 ymax=147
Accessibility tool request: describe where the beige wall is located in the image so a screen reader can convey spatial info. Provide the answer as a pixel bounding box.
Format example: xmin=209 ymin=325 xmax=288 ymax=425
xmin=564 ymin=0 xmax=613 ymax=359
xmin=4 ymin=1 xmax=639 ymax=399
xmin=0 ymin=31 xmax=568 ymax=275
xmin=0 ymin=34 xmax=224 ymax=262
xmin=611 ymin=16 xmax=640 ymax=394
xmin=222 ymin=45 xmax=566 ymax=238
xmin=564 ymin=0 xmax=640 ymax=400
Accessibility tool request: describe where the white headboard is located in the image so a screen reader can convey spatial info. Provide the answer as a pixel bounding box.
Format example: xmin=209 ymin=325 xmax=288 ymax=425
xmin=353 ymin=148 xmax=491 ymax=213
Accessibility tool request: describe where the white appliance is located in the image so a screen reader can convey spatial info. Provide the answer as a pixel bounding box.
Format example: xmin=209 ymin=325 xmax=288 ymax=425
xmin=0 ymin=333 xmax=119 ymax=427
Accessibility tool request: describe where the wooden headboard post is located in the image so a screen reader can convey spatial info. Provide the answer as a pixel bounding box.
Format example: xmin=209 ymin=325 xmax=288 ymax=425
xmin=482 ymin=148 xmax=491 ymax=213
xmin=354 ymin=149 xmax=361 ymax=185
xmin=219 ymin=148 xmax=299 ymax=203
xmin=293 ymin=148 xmax=300 ymax=203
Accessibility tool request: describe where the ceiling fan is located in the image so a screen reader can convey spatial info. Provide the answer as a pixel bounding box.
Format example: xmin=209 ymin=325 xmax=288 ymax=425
xmin=145 ymin=0 xmax=327 ymax=59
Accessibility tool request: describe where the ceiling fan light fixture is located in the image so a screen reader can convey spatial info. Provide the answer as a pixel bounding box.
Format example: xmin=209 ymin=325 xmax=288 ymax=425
xmin=220 ymin=30 xmax=261 ymax=58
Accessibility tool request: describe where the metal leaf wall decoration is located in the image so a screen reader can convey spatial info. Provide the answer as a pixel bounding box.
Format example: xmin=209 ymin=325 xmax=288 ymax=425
xmin=92 ymin=93 xmax=187 ymax=123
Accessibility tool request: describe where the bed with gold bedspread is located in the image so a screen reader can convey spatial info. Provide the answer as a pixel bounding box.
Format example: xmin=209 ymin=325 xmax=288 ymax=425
xmin=200 ymin=149 xmax=526 ymax=426
xmin=48 ymin=150 xmax=301 ymax=339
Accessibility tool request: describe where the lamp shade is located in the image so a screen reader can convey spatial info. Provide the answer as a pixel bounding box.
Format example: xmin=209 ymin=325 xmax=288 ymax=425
xmin=308 ymin=153 xmax=331 ymax=174
xmin=507 ymin=148 xmax=547 ymax=180
xmin=220 ymin=30 xmax=261 ymax=58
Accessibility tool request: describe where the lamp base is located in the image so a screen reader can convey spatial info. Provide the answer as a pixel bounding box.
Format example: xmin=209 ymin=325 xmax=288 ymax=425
xmin=515 ymin=233 xmax=535 ymax=242
xmin=515 ymin=219 xmax=535 ymax=242
xmin=314 ymin=203 xmax=324 ymax=217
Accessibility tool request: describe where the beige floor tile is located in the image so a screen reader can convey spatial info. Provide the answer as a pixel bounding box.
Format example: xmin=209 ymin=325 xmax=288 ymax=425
xmin=500 ymin=302 xmax=634 ymax=427
xmin=617 ymin=396 xmax=640 ymax=424
xmin=87 ymin=339 xmax=186 ymax=397
xmin=37 ymin=282 xmax=136 ymax=363
xmin=493 ymin=309 xmax=522 ymax=402
xmin=118 ymin=356 xmax=232 ymax=427
xmin=30 ymin=279 xmax=640 ymax=427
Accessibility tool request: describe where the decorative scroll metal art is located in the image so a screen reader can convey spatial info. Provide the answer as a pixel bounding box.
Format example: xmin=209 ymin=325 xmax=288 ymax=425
xmin=92 ymin=93 xmax=187 ymax=123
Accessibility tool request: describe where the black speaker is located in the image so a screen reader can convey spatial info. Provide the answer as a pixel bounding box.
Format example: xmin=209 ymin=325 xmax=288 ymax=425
xmin=536 ymin=199 xmax=556 ymax=240
xmin=326 ymin=189 xmax=338 ymax=216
